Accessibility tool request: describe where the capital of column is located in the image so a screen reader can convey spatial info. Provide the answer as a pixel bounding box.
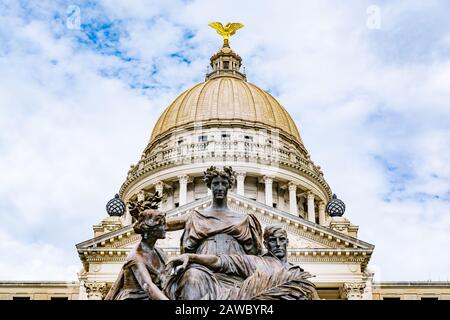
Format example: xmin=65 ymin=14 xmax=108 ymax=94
xmin=319 ymin=201 xmax=326 ymax=210
xmin=154 ymin=181 xmax=164 ymax=193
xmin=178 ymin=175 xmax=190 ymax=184
xmin=288 ymin=182 xmax=297 ymax=192
xmin=307 ymin=191 xmax=315 ymax=200
xmin=263 ymin=176 xmax=274 ymax=184
xmin=84 ymin=281 xmax=109 ymax=300
xmin=340 ymin=282 xmax=366 ymax=300
xmin=137 ymin=190 xmax=146 ymax=201
xmin=236 ymin=171 xmax=246 ymax=181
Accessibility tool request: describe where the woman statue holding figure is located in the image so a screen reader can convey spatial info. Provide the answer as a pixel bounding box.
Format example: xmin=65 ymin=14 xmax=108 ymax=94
xmin=105 ymin=192 xmax=169 ymax=300
xmin=164 ymin=166 xmax=263 ymax=300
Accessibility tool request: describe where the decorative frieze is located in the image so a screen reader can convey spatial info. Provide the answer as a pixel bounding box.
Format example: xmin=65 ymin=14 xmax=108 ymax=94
xmin=340 ymin=282 xmax=366 ymax=300
xmin=84 ymin=281 xmax=109 ymax=300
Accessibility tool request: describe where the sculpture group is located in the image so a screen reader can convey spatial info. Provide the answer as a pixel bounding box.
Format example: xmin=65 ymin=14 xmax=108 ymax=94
xmin=105 ymin=166 xmax=318 ymax=300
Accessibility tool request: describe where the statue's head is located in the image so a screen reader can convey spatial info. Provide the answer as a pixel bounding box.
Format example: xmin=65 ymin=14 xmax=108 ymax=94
xmin=203 ymin=166 xmax=236 ymax=201
xmin=263 ymin=225 xmax=289 ymax=262
xmin=133 ymin=209 xmax=167 ymax=240
xmin=128 ymin=192 xmax=166 ymax=240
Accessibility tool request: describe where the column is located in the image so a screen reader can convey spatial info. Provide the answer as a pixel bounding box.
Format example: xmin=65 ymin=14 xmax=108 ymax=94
xmin=307 ymin=192 xmax=315 ymax=223
xmin=318 ymin=201 xmax=326 ymax=226
xmin=155 ymin=181 xmax=164 ymax=196
xmin=236 ymin=172 xmax=246 ymax=196
xmin=288 ymin=182 xmax=298 ymax=215
xmin=84 ymin=282 xmax=108 ymax=300
xmin=340 ymin=282 xmax=366 ymax=300
xmin=178 ymin=175 xmax=189 ymax=206
xmin=264 ymin=176 xmax=273 ymax=206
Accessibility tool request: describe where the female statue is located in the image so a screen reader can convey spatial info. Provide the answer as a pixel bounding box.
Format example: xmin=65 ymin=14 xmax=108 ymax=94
xmin=164 ymin=166 xmax=263 ymax=299
xmin=105 ymin=193 xmax=169 ymax=300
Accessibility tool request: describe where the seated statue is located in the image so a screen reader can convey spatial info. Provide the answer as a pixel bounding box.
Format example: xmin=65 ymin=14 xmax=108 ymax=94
xmin=105 ymin=192 xmax=169 ymax=300
xmin=164 ymin=166 xmax=263 ymax=300
xmin=166 ymin=225 xmax=319 ymax=300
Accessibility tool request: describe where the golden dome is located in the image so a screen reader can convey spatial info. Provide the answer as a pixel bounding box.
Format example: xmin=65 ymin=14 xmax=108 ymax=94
xmin=149 ymin=76 xmax=303 ymax=144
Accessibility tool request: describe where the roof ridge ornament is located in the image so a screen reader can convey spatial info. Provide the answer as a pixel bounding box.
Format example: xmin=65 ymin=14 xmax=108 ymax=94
xmin=208 ymin=22 xmax=244 ymax=47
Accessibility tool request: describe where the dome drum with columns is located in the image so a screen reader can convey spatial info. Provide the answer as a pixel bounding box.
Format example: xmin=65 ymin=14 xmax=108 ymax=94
xmin=119 ymin=40 xmax=332 ymax=226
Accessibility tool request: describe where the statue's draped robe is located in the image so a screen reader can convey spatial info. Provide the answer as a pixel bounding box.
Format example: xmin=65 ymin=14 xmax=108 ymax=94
xmin=165 ymin=209 xmax=263 ymax=300
xmin=218 ymin=252 xmax=303 ymax=277
xmin=217 ymin=253 xmax=319 ymax=300
xmin=105 ymin=247 xmax=167 ymax=300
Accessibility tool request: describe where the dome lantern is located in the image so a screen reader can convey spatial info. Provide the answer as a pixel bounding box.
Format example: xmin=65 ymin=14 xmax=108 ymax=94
xmin=206 ymin=22 xmax=246 ymax=81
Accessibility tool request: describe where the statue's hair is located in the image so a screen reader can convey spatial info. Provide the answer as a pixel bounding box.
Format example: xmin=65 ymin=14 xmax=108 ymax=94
xmin=127 ymin=191 xmax=162 ymax=219
xmin=127 ymin=191 xmax=165 ymax=234
xmin=203 ymin=166 xmax=236 ymax=188
xmin=133 ymin=209 xmax=165 ymax=235
xmin=263 ymin=225 xmax=288 ymax=243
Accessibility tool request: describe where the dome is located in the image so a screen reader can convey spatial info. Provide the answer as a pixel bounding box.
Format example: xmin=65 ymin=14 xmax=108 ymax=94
xmin=149 ymin=76 xmax=303 ymax=145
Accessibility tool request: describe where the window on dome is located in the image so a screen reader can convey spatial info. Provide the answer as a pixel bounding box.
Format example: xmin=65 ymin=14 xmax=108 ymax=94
xmin=178 ymin=139 xmax=184 ymax=144
xmin=221 ymin=133 xmax=230 ymax=140
xmin=198 ymin=135 xmax=208 ymax=142
xmin=223 ymin=61 xmax=229 ymax=69
xmin=244 ymin=135 xmax=253 ymax=142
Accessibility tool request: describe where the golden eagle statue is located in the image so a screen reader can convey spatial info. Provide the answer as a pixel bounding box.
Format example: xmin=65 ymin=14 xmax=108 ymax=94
xmin=208 ymin=22 xmax=244 ymax=46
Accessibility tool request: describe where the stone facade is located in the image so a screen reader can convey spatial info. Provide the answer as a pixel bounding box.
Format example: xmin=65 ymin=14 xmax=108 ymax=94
xmin=0 ymin=282 xmax=80 ymax=300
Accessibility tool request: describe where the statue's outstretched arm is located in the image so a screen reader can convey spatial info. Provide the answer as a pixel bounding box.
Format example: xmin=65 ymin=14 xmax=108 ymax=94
xmin=131 ymin=262 xmax=169 ymax=300
xmin=166 ymin=254 xmax=221 ymax=275
xmin=166 ymin=215 xmax=188 ymax=231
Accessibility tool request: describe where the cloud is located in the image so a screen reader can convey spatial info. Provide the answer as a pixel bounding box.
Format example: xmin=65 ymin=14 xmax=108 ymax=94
xmin=0 ymin=0 xmax=449 ymax=281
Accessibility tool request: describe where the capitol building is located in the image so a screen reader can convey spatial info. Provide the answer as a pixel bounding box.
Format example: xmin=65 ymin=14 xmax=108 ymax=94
xmin=1 ymin=34 xmax=449 ymax=301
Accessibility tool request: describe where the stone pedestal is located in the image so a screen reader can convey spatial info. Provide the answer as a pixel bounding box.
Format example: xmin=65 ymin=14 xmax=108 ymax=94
xmin=93 ymin=216 xmax=123 ymax=237
xmin=329 ymin=216 xmax=351 ymax=235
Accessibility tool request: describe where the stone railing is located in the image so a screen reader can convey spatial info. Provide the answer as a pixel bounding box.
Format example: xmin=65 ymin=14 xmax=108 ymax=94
xmin=122 ymin=139 xmax=328 ymax=198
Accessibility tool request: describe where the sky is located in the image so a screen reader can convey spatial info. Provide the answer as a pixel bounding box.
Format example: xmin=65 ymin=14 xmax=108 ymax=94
xmin=0 ymin=0 xmax=449 ymax=282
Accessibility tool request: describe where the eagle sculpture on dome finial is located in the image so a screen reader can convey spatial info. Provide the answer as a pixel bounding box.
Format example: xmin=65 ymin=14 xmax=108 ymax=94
xmin=208 ymin=22 xmax=244 ymax=47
